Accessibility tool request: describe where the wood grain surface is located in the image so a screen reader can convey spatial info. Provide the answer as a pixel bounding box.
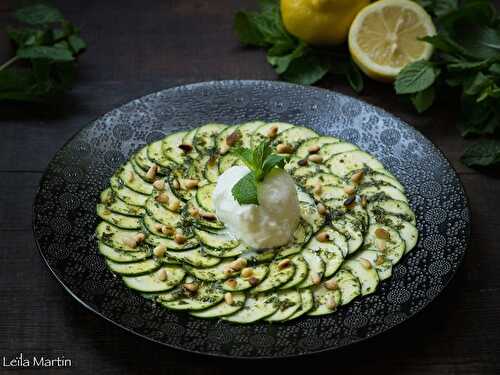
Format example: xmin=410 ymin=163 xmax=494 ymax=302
xmin=0 ymin=1 xmax=499 ymax=374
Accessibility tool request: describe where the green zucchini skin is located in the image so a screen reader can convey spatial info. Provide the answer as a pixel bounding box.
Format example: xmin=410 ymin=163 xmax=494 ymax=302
xmin=95 ymin=123 xmax=417 ymax=323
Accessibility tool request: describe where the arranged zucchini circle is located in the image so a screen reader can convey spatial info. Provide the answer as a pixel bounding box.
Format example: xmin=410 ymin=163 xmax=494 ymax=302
xmin=96 ymin=122 xmax=418 ymax=323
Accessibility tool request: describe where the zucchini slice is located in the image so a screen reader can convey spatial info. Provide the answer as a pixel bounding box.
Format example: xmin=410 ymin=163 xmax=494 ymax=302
xmin=161 ymin=283 xmax=224 ymax=311
xmin=237 ymin=121 xmax=266 ymax=148
xmin=319 ymin=142 xmax=359 ymax=160
xmin=303 ymin=173 xmax=343 ymax=191
xmin=353 ymin=170 xmax=405 ymax=192
xmin=363 ymin=224 xmax=406 ymax=265
xmin=218 ymin=153 xmax=244 ymax=174
xmin=273 ymin=126 xmax=318 ymax=152
xmin=295 ymin=136 xmax=340 ymax=159
xmin=265 ymin=290 xmax=302 ymax=322
xmin=122 ymin=266 xmax=186 ymax=292
xmin=147 ymin=139 xmax=176 ymax=168
xmin=326 ymin=150 xmax=389 ymax=177
xmin=202 ymin=155 xmax=220 ymax=183
xmin=275 ymin=221 xmax=312 ymax=258
xmin=110 ymin=175 xmax=149 ymax=207
xmin=202 ymin=242 xmax=245 ymax=258
xmin=298 ymin=248 xmax=325 ymax=288
xmin=307 ymin=284 xmax=341 ymax=316
xmin=331 ymin=214 xmax=364 ymax=255
xmin=287 ymin=289 xmax=314 ymax=320
xmin=162 ymin=131 xmax=188 ymax=164
xmin=134 ymin=146 xmax=156 ymax=172
xmin=306 ymin=229 xmax=345 ymax=277
xmin=146 ymin=232 xmax=199 ymax=251
xmin=96 ymin=222 xmax=147 ymax=252
xmin=184 ymin=258 xmax=235 ymax=281
xmin=98 ymin=241 xmax=149 ymax=263
xmin=196 ymin=183 xmax=215 ymax=212
xmin=190 ymin=292 xmax=246 ymax=318
xmin=221 ymin=264 xmax=269 ymax=291
xmin=371 ymin=214 xmax=418 ymax=253
xmin=299 ymin=202 xmax=325 ymax=233
xmin=193 ymin=123 xmax=228 ymax=153
xmin=252 ymin=122 xmax=294 ymax=146
xmin=253 ymin=260 xmax=296 ymax=292
xmin=216 ymin=126 xmax=241 ymax=153
xmin=279 ymin=255 xmax=309 ymax=289
xmin=328 ymin=269 xmax=361 ymax=305
xmin=359 ymin=185 xmax=408 ymax=203
xmin=354 ymin=249 xmax=393 ymax=280
xmin=100 ymin=188 xmax=145 ymax=217
xmin=97 ymin=204 xmax=142 ymax=230
xmin=162 ymin=247 xmax=221 ymax=268
xmin=342 ymin=258 xmax=379 ymax=296
xmin=223 ymin=293 xmax=279 ymax=323
xmin=145 ymin=198 xmax=183 ymax=227
xmin=118 ymin=163 xmax=153 ymax=195
xmin=368 ymin=199 xmax=416 ymax=226
xmin=286 ymin=156 xmax=328 ymax=179
xmin=194 ymin=228 xmax=240 ymax=250
xmin=106 ymin=258 xmax=159 ymax=276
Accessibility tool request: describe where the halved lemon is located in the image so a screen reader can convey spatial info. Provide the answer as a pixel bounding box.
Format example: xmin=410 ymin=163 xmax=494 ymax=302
xmin=348 ymin=0 xmax=436 ymax=82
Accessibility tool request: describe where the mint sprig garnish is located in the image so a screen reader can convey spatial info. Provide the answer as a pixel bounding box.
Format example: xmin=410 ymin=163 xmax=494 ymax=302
xmin=231 ymin=141 xmax=287 ymax=205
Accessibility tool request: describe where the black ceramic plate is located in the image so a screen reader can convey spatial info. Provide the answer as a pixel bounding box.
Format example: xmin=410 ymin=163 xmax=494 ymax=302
xmin=33 ymin=80 xmax=470 ymax=358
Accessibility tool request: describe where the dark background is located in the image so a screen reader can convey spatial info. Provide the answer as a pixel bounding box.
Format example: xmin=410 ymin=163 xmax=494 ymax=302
xmin=1 ymin=1 xmax=499 ymax=374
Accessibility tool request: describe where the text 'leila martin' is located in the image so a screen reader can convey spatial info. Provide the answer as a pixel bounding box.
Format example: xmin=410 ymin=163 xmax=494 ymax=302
xmin=2 ymin=353 xmax=72 ymax=368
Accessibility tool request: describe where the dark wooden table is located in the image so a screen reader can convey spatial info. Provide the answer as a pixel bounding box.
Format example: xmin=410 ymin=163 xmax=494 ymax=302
xmin=1 ymin=1 xmax=499 ymax=374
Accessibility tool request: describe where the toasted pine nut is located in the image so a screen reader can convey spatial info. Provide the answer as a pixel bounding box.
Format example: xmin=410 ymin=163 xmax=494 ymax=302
xmin=225 ymin=278 xmax=237 ymax=288
xmin=226 ymin=131 xmax=241 ymax=146
xmin=343 ymin=185 xmax=356 ymax=195
xmin=188 ymin=207 xmax=200 ymax=219
xmin=146 ymin=165 xmax=158 ymax=180
xmin=153 ymin=179 xmax=165 ymax=191
xmin=376 ymin=255 xmax=385 ymax=266
xmin=135 ymin=233 xmax=145 ymax=243
xmin=220 ymin=143 xmax=230 ymax=155
xmin=376 ymin=239 xmax=386 ymax=252
xmin=178 ymin=144 xmax=193 ymax=153
xmin=157 ymin=269 xmax=168 ymax=281
xmin=172 ymin=179 xmax=180 ymax=190
xmin=174 ymin=233 xmax=187 ymax=244
xmin=241 ymin=267 xmax=254 ymax=278
xmin=183 ymin=283 xmax=199 ymax=292
xmin=307 ymin=145 xmax=320 ymax=154
xmin=153 ymin=244 xmax=166 ymax=257
xmin=155 ymin=192 xmax=169 ymax=204
xmin=298 ymin=158 xmax=308 ymax=167
xmin=201 ymin=212 xmax=217 ymax=221
xmin=223 ymin=266 xmax=235 ymax=275
xmin=224 ymin=292 xmax=234 ymax=305
xmin=276 ymin=143 xmax=293 ymax=154
xmin=267 ymin=125 xmax=278 ymax=138
xmin=313 ymin=182 xmax=322 ymax=195
xmin=248 ymin=277 xmax=259 ymax=286
xmin=126 ymin=170 xmax=134 ymax=182
xmin=324 ymin=279 xmax=338 ymax=290
xmin=317 ymin=203 xmax=327 ymax=215
xmin=123 ymin=237 xmax=138 ymax=249
xmin=161 ymin=225 xmax=175 ymax=236
xmin=229 ymin=258 xmax=247 ymax=271
xmin=168 ymin=199 xmax=181 ymax=212
xmin=153 ymin=223 xmax=163 ymax=231
xmin=182 ymin=179 xmax=199 ymax=190
xmin=359 ymin=258 xmax=372 ymax=269
xmin=375 ymin=227 xmax=390 ymax=240
xmin=316 ymin=232 xmax=330 ymax=242
xmin=312 ymin=274 xmax=322 ymax=285
xmin=278 ymin=259 xmax=291 ymax=269
xmin=308 ymin=154 xmax=323 ymax=164
xmin=351 ymin=170 xmax=365 ymax=184
xmin=360 ymin=195 xmax=368 ymax=208
xmin=326 ymin=295 xmax=337 ymax=310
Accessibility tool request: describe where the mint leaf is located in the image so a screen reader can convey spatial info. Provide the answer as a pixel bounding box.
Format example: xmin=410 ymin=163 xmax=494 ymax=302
xmin=68 ymin=35 xmax=87 ymax=54
xmin=281 ymin=53 xmax=330 ymax=85
xmin=15 ymin=4 xmax=64 ymax=25
xmin=395 ymin=60 xmax=440 ymax=95
xmin=267 ymin=43 xmax=306 ymax=74
xmin=461 ymin=140 xmax=500 ymax=167
xmin=420 ymin=34 xmax=469 ymax=56
xmin=234 ymin=12 xmax=268 ymax=47
xmin=411 ymin=85 xmax=435 ymax=113
xmin=17 ymin=46 xmax=74 ymax=61
xmin=232 ymin=147 xmax=255 ymax=170
xmin=434 ymin=0 xmax=459 ymax=18
xmin=346 ymin=60 xmax=364 ymax=93
xmin=262 ymin=154 xmax=286 ymax=177
xmin=232 ymin=171 xmax=259 ymax=205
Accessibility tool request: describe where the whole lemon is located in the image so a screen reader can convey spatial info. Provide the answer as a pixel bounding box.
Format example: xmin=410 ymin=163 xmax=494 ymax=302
xmin=281 ymin=0 xmax=370 ymax=45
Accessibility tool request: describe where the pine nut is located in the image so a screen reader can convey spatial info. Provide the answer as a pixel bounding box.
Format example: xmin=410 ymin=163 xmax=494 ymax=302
xmin=359 ymin=258 xmax=372 ymax=269
xmin=135 ymin=233 xmax=145 ymax=243
xmin=178 ymin=144 xmax=193 ymax=153
xmin=317 ymin=203 xmax=327 ymax=215
xmin=174 ymin=233 xmax=187 ymax=244
xmin=172 ymin=179 xmax=180 ymax=190
xmin=157 ymin=269 xmax=168 ymax=281
xmin=298 ymin=158 xmax=308 ymax=167
xmin=324 ymin=279 xmax=338 ymax=290
xmin=168 ymin=199 xmax=181 ymax=212
xmin=155 ymin=192 xmax=169 ymax=204
xmin=276 ymin=143 xmax=293 ymax=154
xmin=351 ymin=170 xmax=365 ymax=184
xmin=146 ymin=165 xmax=158 ymax=180
xmin=307 ymin=145 xmax=320 ymax=154
xmin=376 ymin=255 xmax=385 ymax=266
xmin=188 ymin=207 xmax=200 ymax=219
xmin=343 ymin=196 xmax=356 ymax=208
xmin=360 ymin=194 xmax=368 ymax=208
xmin=312 ymin=274 xmax=322 ymax=285
xmin=161 ymin=225 xmax=175 ymax=236
xmin=313 ymin=182 xmax=322 ymax=195
xmin=343 ymin=185 xmax=356 ymax=195
xmin=225 ymin=278 xmax=237 ymax=288
xmin=248 ymin=277 xmax=259 ymax=286
xmin=376 ymin=239 xmax=386 ymax=251
xmin=153 ymin=223 xmax=163 ymax=231
xmin=223 ymin=266 xmax=235 ymax=275
xmin=220 ymin=143 xmax=230 ymax=155
xmin=229 ymin=258 xmax=247 ymax=271
xmin=316 ymin=232 xmax=330 ymax=242
xmin=153 ymin=179 xmax=165 ymax=190
xmin=241 ymin=267 xmax=253 ymax=278
xmin=181 ymin=179 xmax=199 ymax=190
xmin=267 ymin=125 xmax=278 ymax=138
xmin=123 ymin=237 xmax=138 ymax=249
xmin=126 ymin=170 xmax=134 ymax=182
xmin=308 ymin=154 xmax=323 ymax=164
xmin=375 ymin=227 xmax=390 ymax=240
xmin=201 ymin=212 xmax=217 ymax=221
xmin=326 ymin=295 xmax=337 ymax=310
xmin=224 ymin=292 xmax=234 ymax=305
xmin=153 ymin=244 xmax=166 ymax=257
xmin=226 ymin=131 xmax=241 ymax=146
xmin=183 ymin=283 xmax=199 ymax=292
xmin=278 ymin=259 xmax=291 ymax=269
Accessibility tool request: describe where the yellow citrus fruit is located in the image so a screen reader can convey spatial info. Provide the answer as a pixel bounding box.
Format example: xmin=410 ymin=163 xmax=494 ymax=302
xmin=281 ymin=0 xmax=370 ymax=45
xmin=348 ymin=0 xmax=436 ymax=82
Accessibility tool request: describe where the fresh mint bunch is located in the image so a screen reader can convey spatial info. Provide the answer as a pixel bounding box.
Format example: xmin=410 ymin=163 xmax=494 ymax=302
xmin=0 ymin=3 xmax=87 ymax=102
xmin=234 ymin=0 xmax=364 ymax=91
xmin=231 ymin=141 xmax=287 ymax=205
